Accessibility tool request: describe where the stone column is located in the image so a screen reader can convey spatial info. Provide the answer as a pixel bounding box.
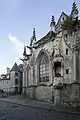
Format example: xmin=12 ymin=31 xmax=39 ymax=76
xmin=72 ymin=48 xmax=79 ymax=83
xmin=32 ymin=50 xmax=36 ymax=99
xmin=54 ymin=89 xmax=60 ymax=104
xmin=76 ymin=49 xmax=79 ymax=82
xmin=22 ymin=62 xmax=27 ymax=95
xmin=72 ymin=50 xmax=76 ymax=82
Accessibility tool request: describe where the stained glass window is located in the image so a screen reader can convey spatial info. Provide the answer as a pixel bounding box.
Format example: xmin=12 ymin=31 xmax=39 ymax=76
xmin=39 ymin=53 xmax=49 ymax=82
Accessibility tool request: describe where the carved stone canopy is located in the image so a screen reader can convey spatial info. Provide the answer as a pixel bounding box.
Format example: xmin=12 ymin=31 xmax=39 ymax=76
xmin=53 ymin=55 xmax=63 ymax=65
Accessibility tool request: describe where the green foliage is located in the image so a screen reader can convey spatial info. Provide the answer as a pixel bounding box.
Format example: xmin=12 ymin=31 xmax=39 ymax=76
xmin=63 ymin=18 xmax=74 ymax=28
xmin=62 ymin=2 xmax=78 ymax=32
xmin=61 ymin=17 xmax=78 ymax=32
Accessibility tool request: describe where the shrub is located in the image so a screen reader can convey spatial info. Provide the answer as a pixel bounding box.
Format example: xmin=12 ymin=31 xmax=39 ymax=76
xmin=61 ymin=17 xmax=78 ymax=33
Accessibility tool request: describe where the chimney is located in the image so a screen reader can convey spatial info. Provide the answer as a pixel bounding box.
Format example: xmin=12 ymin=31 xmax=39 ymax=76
xmin=23 ymin=45 xmax=26 ymax=56
xmin=7 ymin=68 xmax=10 ymax=74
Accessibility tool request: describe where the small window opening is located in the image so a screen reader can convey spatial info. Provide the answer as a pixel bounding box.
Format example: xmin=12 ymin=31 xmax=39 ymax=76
xmin=54 ymin=62 xmax=61 ymax=77
xmin=66 ymin=48 xmax=68 ymax=55
xmin=66 ymin=69 xmax=69 ymax=74
xmin=65 ymin=34 xmax=68 ymax=38
xmin=63 ymin=17 xmax=64 ymax=20
xmin=15 ymin=72 xmax=18 ymax=76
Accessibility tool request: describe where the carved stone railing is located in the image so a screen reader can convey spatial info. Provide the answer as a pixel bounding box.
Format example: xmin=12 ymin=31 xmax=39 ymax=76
xmin=53 ymin=76 xmax=63 ymax=88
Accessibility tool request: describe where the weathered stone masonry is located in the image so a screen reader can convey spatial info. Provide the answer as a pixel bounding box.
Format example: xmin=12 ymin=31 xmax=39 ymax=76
xmin=22 ymin=2 xmax=80 ymax=104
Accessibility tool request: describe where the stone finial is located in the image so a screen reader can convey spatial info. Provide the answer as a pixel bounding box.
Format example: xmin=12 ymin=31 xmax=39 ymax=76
xmin=72 ymin=2 xmax=78 ymax=13
xmin=33 ymin=28 xmax=36 ymax=40
xmin=71 ymin=2 xmax=78 ymax=19
xmin=50 ymin=16 xmax=55 ymax=27
xmin=50 ymin=15 xmax=55 ymax=32
xmin=23 ymin=45 xmax=26 ymax=55
xmin=30 ymin=28 xmax=36 ymax=47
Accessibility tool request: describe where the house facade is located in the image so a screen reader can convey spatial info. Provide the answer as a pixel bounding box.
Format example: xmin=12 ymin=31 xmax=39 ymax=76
xmin=0 ymin=69 xmax=10 ymax=93
xmin=10 ymin=63 xmax=23 ymax=94
xmin=0 ymin=63 xmax=23 ymax=94
xmin=22 ymin=3 xmax=80 ymax=104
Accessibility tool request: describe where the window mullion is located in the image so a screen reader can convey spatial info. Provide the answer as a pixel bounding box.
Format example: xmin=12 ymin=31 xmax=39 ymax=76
xmin=39 ymin=54 xmax=49 ymax=82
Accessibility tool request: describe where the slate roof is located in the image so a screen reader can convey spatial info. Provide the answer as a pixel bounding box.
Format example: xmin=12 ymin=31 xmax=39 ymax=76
xmin=33 ymin=13 xmax=68 ymax=48
xmin=34 ymin=31 xmax=55 ymax=48
xmin=10 ymin=63 xmax=20 ymax=72
xmin=29 ymin=13 xmax=80 ymax=49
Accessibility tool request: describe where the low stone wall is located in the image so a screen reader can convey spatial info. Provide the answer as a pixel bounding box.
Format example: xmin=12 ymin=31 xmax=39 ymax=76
xmin=22 ymin=87 xmax=27 ymax=95
xmin=22 ymin=83 xmax=80 ymax=105
xmin=54 ymin=83 xmax=80 ymax=105
xmin=26 ymin=85 xmax=53 ymax=102
xmin=36 ymin=86 xmax=53 ymax=102
xmin=27 ymin=86 xmax=36 ymax=98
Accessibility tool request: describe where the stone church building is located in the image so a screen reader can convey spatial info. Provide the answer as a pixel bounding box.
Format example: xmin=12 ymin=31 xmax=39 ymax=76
xmin=22 ymin=3 xmax=80 ymax=104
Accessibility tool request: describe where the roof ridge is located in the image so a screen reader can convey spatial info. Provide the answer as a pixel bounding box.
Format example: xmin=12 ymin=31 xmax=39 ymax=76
xmin=10 ymin=63 xmax=20 ymax=72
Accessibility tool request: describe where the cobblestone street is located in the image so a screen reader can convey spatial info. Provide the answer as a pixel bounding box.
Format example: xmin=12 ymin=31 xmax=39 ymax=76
xmin=0 ymin=96 xmax=80 ymax=120
xmin=0 ymin=101 xmax=54 ymax=120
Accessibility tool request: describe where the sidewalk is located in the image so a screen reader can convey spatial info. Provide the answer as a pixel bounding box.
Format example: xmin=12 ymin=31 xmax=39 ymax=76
xmin=0 ymin=95 xmax=80 ymax=114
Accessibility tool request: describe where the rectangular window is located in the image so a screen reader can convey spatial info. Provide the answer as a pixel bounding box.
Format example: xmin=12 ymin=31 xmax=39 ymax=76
xmin=15 ymin=72 xmax=18 ymax=76
xmin=66 ymin=48 xmax=68 ymax=55
xmin=66 ymin=69 xmax=69 ymax=74
xmin=15 ymin=79 xmax=18 ymax=85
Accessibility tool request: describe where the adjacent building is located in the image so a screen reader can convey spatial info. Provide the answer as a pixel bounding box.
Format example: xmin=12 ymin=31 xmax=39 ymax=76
xmin=22 ymin=3 xmax=80 ymax=104
xmin=0 ymin=63 xmax=23 ymax=94
xmin=0 ymin=68 xmax=10 ymax=93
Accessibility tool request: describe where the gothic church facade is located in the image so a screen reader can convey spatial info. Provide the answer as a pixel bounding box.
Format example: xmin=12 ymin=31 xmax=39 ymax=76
xmin=22 ymin=3 xmax=80 ymax=104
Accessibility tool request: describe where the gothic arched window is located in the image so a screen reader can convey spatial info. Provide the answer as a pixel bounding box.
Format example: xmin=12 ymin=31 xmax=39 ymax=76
xmin=39 ymin=52 xmax=49 ymax=82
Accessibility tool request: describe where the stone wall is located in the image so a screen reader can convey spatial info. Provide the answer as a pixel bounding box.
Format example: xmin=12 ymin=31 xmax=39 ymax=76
xmin=22 ymin=13 xmax=80 ymax=104
xmin=54 ymin=83 xmax=80 ymax=105
xmin=26 ymin=85 xmax=53 ymax=102
xmin=27 ymin=86 xmax=36 ymax=98
xmin=36 ymin=86 xmax=53 ymax=102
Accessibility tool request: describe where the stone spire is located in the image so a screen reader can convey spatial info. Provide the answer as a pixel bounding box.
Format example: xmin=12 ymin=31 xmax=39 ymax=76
xmin=33 ymin=28 xmax=36 ymax=39
xmin=30 ymin=28 xmax=36 ymax=47
xmin=50 ymin=16 xmax=55 ymax=33
xmin=71 ymin=2 xmax=78 ymax=20
xmin=23 ymin=45 xmax=26 ymax=56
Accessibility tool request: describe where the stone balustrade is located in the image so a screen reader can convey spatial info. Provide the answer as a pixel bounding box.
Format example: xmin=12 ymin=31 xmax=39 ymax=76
xmin=53 ymin=76 xmax=63 ymax=87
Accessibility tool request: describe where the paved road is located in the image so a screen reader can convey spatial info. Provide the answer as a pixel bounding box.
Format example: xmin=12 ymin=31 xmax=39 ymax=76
xmin=0 ymin=100 xmax=80 ymax=120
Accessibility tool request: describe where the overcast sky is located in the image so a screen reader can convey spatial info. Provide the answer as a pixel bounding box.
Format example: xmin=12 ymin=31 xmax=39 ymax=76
xmin=0 ymin=0 xmax=80 ymax=74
